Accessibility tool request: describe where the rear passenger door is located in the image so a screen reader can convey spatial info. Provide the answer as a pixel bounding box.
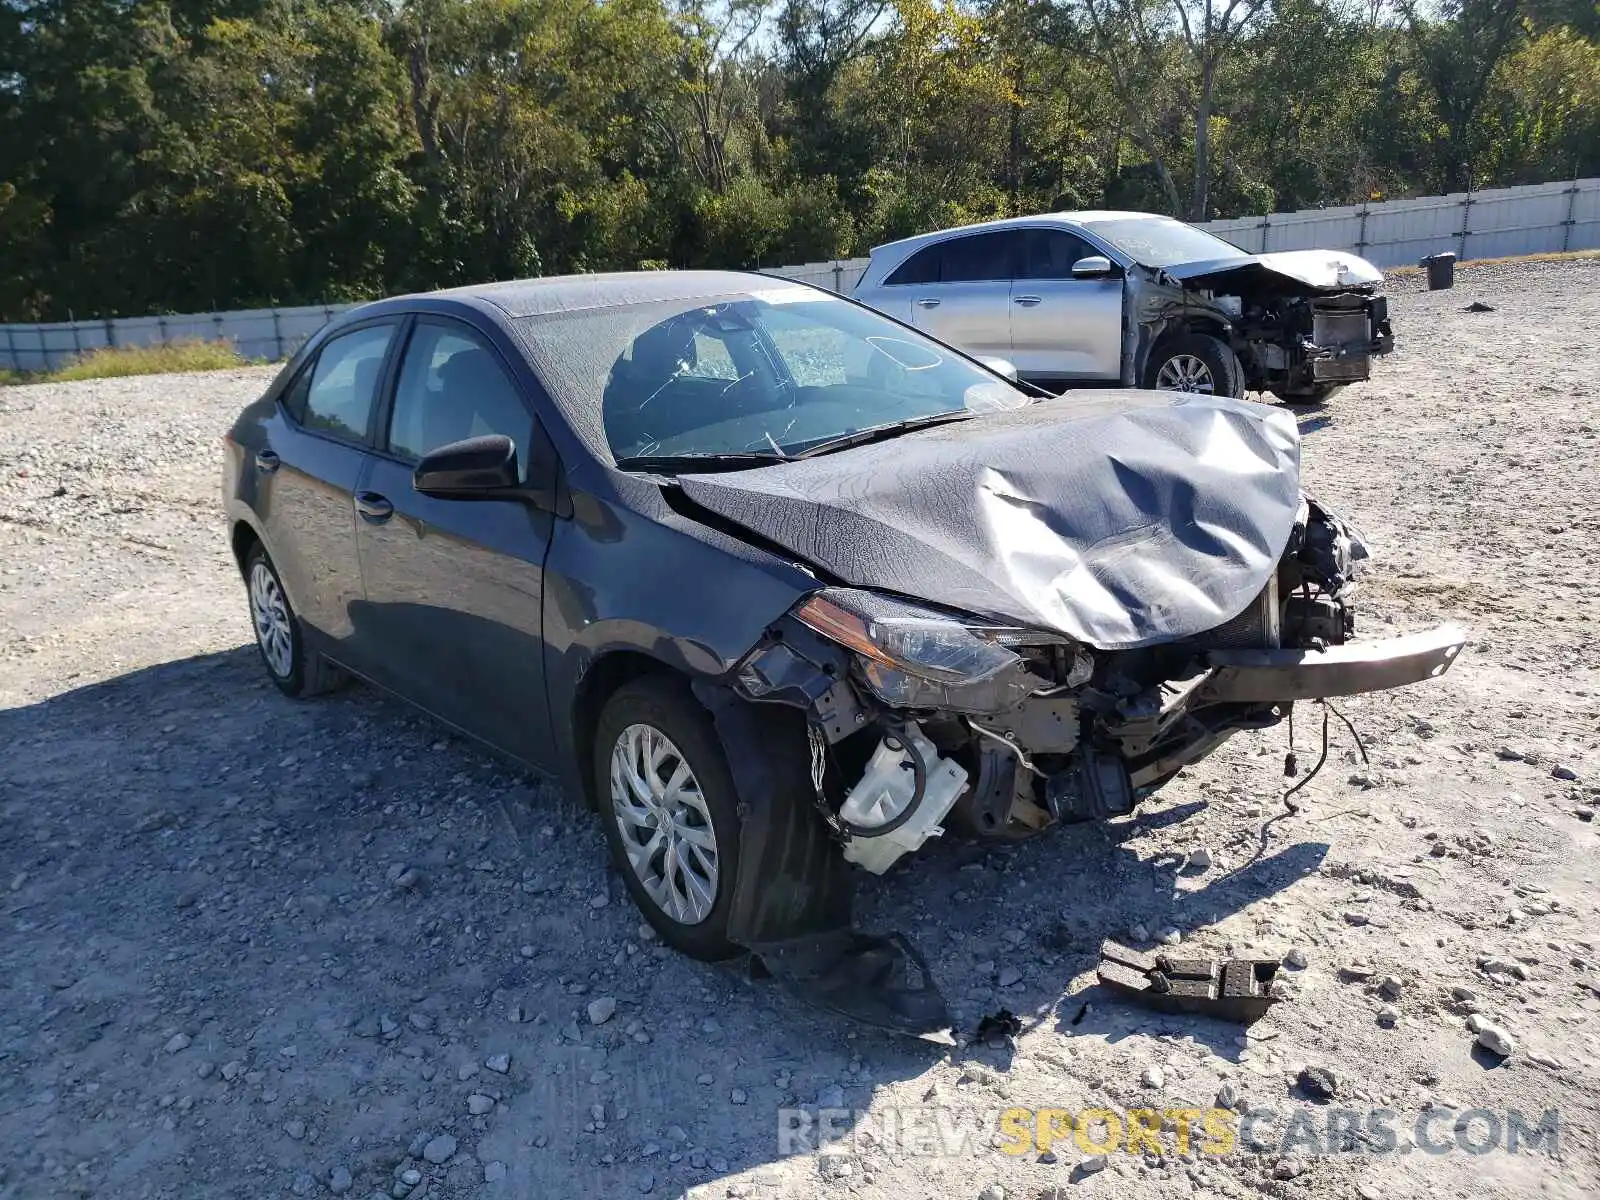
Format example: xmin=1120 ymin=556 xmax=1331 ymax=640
xmin=263 ymin=320 xmax=399 ymax=661
xmin=352 ymin=317 xmax=560 ymax=766
xmin=1010 ymin=228 xmax=1124 ymax=380
xmin=897 ymin=231 xmax=1019 ymax=361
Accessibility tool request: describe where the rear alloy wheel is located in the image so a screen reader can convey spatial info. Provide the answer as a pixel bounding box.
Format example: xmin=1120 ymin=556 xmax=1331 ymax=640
xmin=594 ymin=678 xmax=742 ymax=959
xmin=1144 ymin=333 xmax=1245 ymax=398
xmin=243 ymin=544 xmax=345 ymax=698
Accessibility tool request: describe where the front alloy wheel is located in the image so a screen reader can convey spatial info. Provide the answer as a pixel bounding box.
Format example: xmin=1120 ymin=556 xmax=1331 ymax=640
xmin=593 ymin=677 xmax=742 ymax=959
xmin=1155 ymin=353 xmax=1216 ymax=394
xmin=609 ymin=723 xmax=720 ymax=925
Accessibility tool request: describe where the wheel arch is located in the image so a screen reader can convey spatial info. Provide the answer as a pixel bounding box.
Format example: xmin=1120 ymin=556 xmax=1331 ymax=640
xmin=230 ymin=519 xmax=262 ymax=577
xmin=570 ymin=650 xmax=691 ymax=810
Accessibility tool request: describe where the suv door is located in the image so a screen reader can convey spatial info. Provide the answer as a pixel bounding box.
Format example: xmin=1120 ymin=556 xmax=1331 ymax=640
xmin=1010 ymin=227 xmax=1124 ymax=380
xmin=896 ymin=231 xmax=1019 ymax=360
xmin=352 ymin=316 xmax=560 ymax=766
xmin=265 ymin=320 xmax=400 ymax=661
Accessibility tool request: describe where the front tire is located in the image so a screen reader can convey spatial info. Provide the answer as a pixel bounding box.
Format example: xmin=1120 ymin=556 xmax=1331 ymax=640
xmin=1144 ymin=333 xmax=1245 ymax=398
xmin=244 ymin=545 xmax=345 ymax=698
xmin=593 ymin=677 xmax=743 ymax=960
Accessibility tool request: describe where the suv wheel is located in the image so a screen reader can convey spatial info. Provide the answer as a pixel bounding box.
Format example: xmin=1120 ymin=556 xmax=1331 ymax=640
xmin=593 ymin=677 xmax=742 ymax=960
xmin=244 ymin=545 xmax=345 ymax=698
xmin=1144 ymin=333 xmax=1245 ymax=398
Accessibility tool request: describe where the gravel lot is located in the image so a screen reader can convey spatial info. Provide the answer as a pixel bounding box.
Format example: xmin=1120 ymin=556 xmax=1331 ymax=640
xmin=3 ymin=259 xmax=1599 ymax=1200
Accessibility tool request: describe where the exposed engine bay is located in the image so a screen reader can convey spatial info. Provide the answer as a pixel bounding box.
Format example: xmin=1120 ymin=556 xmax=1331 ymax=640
xmin=1129 ymin=249 xmax=1395 ymax=403
xmin=731 ymin=497 xmax=1463 ymax=873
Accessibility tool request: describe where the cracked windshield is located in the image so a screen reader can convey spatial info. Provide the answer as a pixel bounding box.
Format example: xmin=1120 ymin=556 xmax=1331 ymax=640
xmin=549 ymin=291 xmax=1029 ymax=465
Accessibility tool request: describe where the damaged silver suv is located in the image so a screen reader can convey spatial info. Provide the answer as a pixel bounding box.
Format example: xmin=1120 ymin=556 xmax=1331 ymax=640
xmin=223 ymin=270 xmax=1455 ymax=1034
xmin=853 ymin=210 xmax=1394 ymax=403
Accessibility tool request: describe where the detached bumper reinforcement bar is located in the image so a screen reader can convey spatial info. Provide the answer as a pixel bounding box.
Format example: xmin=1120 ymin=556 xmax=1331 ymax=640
xmin=1196 ymin=623 xmax=1468 ymax=704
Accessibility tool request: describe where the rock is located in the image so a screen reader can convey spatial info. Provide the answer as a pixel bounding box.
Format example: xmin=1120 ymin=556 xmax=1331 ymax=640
xmin=1552 ymin=765 xmax=1579 ymax=782
xmin=1157 ymin=927 xmax=1181 ymax=945
xmin=1296 ymin=1066 xmax=1337 ymax=1100
xmin=164 ymin=1033 xmax=192 ymax=1054
xmin=1379 ymin=975 xmax=1403 ymax=1000
xmin=422 ymin=1134 xmax=458 ymax=1165
xmin=816 ymin=1084 xmax=846 ymax=1110
xmin=485 ymin=1053 xmax=511 ymax=1074
xmin=1450 ymin=985 xmax=1476 ymax=1003
xmin=1377 ymin=1005 xmax=1400 ymax=1027
xmin=1284 ymin=948 xmax=1308 ymax=970
xmin=817 ymin=1156 xmax=853 ymax=1180
xmin=1465 ymin=1013 xmax=1486 ymax=1034
xmin=284 ymin=1119 xmax=306 ymax=1140
xmin=1188 ymin=847 xmax=1212 ymax=871
xmin=393 ymin=868 xmax=422 ymax=890
xmin=589 ymin=893 xmax=610 ymax=909
xmin=507 ymin=1003 xmax=531 ymax=1024
xmin=1141 ymin=1065 xmax=1165 ymax=1089
xmin=1272 ymin=1157 xmax=1307 ymax=1180
xmin=730 ymin=1088 xmax=747 ymax=1105
xmin=978 ymin=1185 xmax=1006 ymax=1200
xmin=468 ymin=1094 xmax=495 ymax=1115
xmin=484 ymin=1161 xmax=507 ymax=1183
xmin=458 ymin=1062 xmax=480 ymax=1081
xmin=1078 ymin=1155 xmax=1108 ymax=1175
xmin=328 ymin=1167 xmax=353 ymax=1196
xmin=351 ymin=1013 xmax=381 ymax=1039
xmin=1478 ymin=956 xmax=1529 ymax=980
xmin=1343 ymin=911 xmax=1370 ymax=926
xmin=196 ymin=1061 xmax=216 ymax=1080
xmin=220 ymin=1060 xmax=243 ymax=1081
xmin=996 ymin=966 xmax=1022 ymax=988
xmin=1476 ymin=1023 xmax=1515 ymax=1058
xmin=1129 ymin=923 xmax=1150 ymax=943
xmin=1215 ymin=1082 xmax=1240 ymax=1110
xmin=587 ymin=997 xmax=617 ymax=1025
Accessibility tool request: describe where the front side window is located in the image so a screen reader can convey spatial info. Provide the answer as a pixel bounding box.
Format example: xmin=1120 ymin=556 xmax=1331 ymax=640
xmin=388 ymin=323 xmax=535 ymax=478
xmin=1078 ymin=216 xmax=1245 ymax=267
xmin=296 ymin=324 xmax=395 ymax=442
xmin=1021 ymin=229 xmax=1096 ymax=279
xmin=521 ymin=288 xmax=1032 ymax=466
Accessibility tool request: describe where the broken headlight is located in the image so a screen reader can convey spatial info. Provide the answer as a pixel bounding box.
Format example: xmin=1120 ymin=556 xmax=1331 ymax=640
xmin=794 ymin=588 xmax=1053 ymax=714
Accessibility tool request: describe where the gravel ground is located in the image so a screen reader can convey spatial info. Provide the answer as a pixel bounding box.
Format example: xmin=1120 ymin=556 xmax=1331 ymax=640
xmin=3 ymin=259 xmax=1599 ymax=1200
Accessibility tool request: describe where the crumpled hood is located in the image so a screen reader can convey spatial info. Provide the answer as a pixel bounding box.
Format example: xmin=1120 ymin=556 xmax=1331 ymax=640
xmin=677 ymin=390 xmax=1303 ymax=649
xmin=1161 ymin=249 xmax=1384 ymax=292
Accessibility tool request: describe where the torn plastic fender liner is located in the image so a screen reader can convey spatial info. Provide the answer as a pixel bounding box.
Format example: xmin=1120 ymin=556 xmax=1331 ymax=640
xmin=690 ymin=679 xmax=954 ymax=1036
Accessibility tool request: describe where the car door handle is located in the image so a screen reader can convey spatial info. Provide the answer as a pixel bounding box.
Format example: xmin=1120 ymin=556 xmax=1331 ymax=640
xmin=1013 ymin=295 xmax=1042 ymax=306
xmin=254 ymin=450 xmax=280 ymax=473
xmin=354 ymin=492 xmax=393 ymax=523
xmin=915 ymin=297 xmax=940 ymax=308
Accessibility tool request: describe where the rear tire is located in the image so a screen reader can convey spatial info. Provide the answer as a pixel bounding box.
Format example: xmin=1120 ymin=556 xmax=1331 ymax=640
xmin=244 ymin=545 xmax=346 ymax=698
xmin=593 ymin=677 xmax=743 ymax=960
xmin=1143 ymin=333 xmax=1245 ymax=398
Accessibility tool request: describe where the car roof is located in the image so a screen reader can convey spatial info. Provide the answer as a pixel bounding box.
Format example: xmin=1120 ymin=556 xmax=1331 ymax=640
xmin=867 ymin=211 xmax=1169 ymax=258
xmin=408 ymin=269 xmax=813 ymax=319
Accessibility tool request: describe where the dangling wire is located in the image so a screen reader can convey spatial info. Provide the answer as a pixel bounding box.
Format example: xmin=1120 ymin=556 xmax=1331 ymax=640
xmin=1282 ymin=698 xmax=1369 ymax=813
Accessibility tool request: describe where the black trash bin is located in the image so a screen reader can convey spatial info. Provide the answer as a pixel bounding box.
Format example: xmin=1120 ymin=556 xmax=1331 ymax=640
xmin=1421 ymin=251 xmax=1456 ymax=290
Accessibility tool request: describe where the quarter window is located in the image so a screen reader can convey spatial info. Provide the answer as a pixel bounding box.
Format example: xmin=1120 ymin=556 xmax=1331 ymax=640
xmin=388 ymin=323 xmax=535 ymax=478
xmin=884 ymin=245 xmax=941 ymax=286
xmin=939 ymin=232 xmax=1019 ymax=283
xmin=295 ymin=324 xmax=396 ymax=442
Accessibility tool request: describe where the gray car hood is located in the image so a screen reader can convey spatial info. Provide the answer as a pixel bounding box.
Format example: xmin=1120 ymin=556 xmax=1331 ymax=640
xmin=1160 ymin=249 xmax=1384 ymax=292
xmin=677 ymin=390 xmax=1303 ymax=649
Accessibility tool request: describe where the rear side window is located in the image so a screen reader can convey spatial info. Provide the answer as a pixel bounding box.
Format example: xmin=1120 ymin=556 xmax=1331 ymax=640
xmin=884 ymin=245 xmax=941 ymax=286
xmin=289 ymin=324 xmax=396 ymax=442
xmin=940 ymin=231 xmax=1019 ymax=282
xmin=388 ymin=322 xmax=536 ymax=479
xmin=1021 ymin=229 xmax=1096 ymax=279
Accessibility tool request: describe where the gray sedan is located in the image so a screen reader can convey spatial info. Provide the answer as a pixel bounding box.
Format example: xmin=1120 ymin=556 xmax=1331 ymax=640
xmin=223 ymin=270 xmax=1456 ymax=1032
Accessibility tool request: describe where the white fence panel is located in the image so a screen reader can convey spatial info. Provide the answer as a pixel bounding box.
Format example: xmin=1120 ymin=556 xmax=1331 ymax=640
xmin=5 ymin=180 xmax=1598 ymax=373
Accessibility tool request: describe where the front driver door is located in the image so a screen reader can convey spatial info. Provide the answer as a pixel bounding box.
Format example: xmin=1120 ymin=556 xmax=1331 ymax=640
xmin=1009 ymin=228 xmax=1124 ymax=380
xmin=352 ymin=317 xmax=560 ymax=767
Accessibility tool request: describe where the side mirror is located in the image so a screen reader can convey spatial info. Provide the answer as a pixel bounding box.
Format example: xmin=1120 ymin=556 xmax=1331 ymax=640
xmin=414 ymin=434 xmax=520 ymax=498
xmin=1071 ymin=255 xmax=1114 ymax=278
xmin=976 ymin=355 xmax=1020 ymax=382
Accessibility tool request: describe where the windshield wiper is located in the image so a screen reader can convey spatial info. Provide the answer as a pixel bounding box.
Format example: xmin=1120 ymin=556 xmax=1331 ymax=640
xmin=614 ymin=451 xmax=789 ymax=473
xmin=789 ymin=412 xmax=977 ymax=460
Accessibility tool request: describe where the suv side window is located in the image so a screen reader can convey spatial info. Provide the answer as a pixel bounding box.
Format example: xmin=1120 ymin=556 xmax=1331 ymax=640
xmin=884 ymin=244 xmax=941 ymax=286
xmin=1021 ymin=229 xmax=1096 ymax=279
xmin=292 ymin=324 xmax=396 ymax=442
xmin=939 ymin=231 xmax=1019 ymax=283
xmin=388 ymin=322 xmax=537 ymax=480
